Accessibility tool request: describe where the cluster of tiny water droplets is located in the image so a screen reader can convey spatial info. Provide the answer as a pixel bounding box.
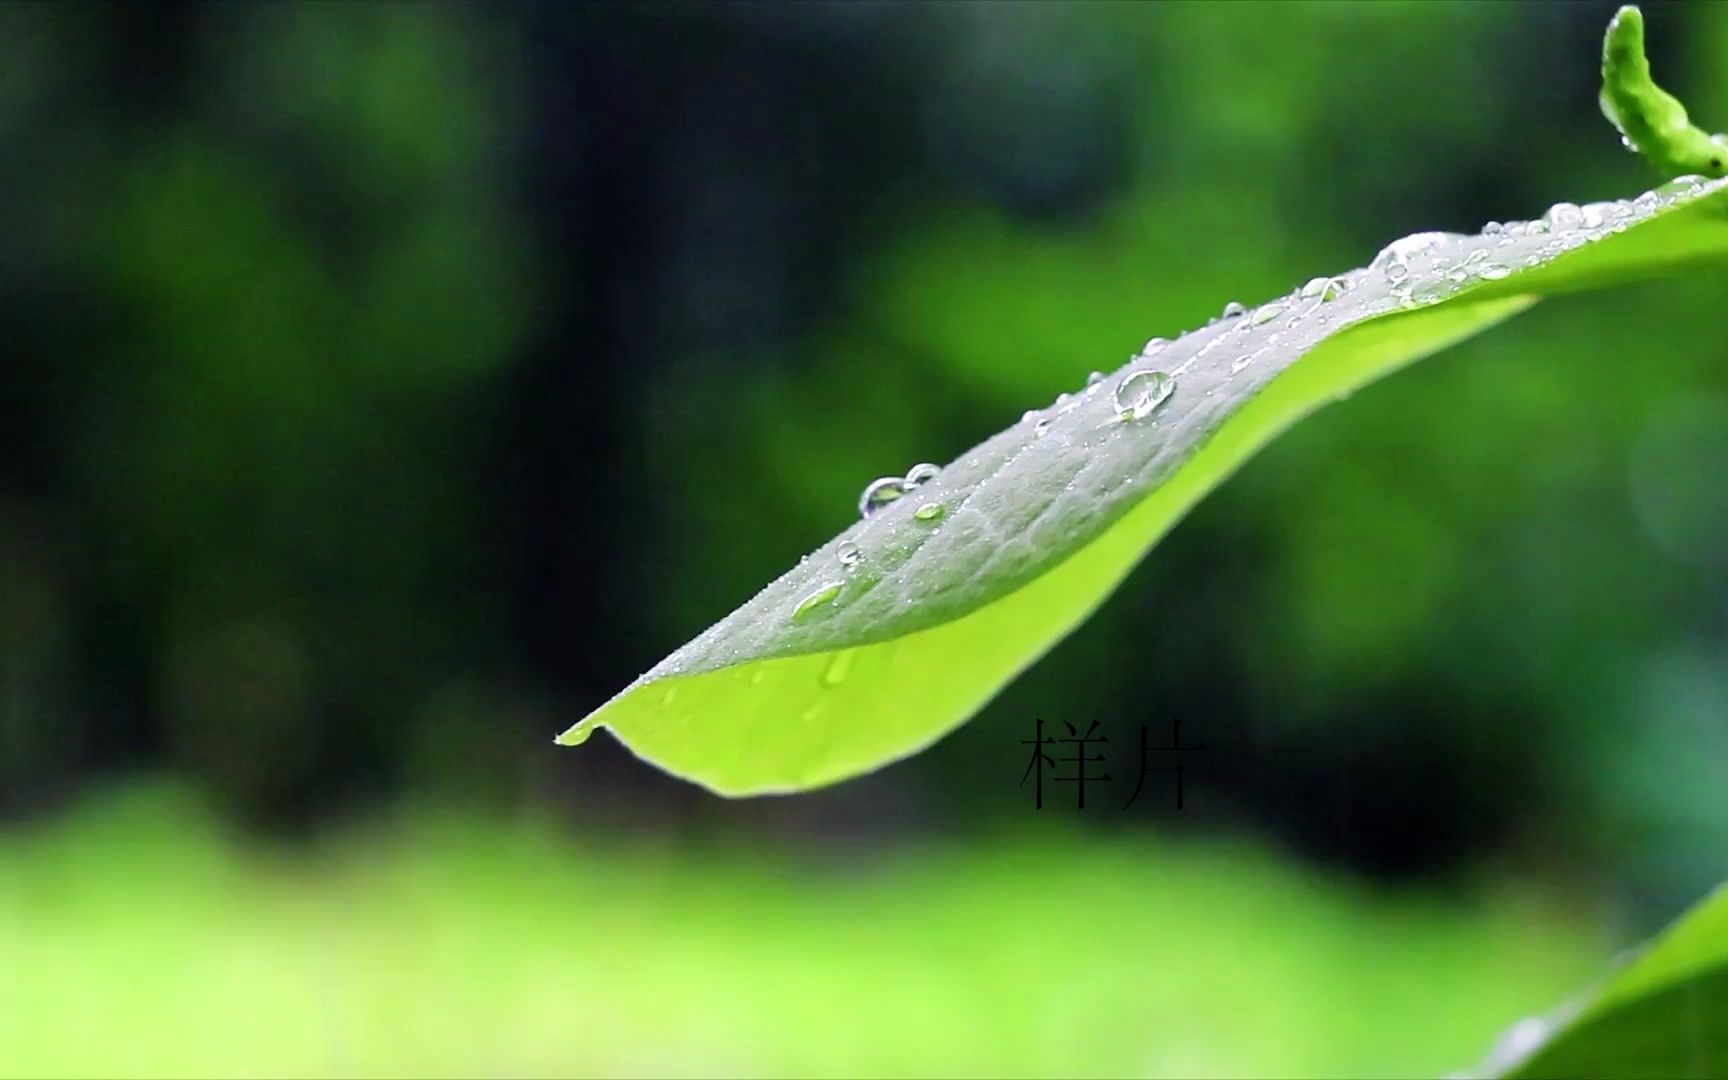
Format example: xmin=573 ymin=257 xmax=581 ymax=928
xmin=795 ymin=462 xmax=953 ymax=624
xmin=1357 ymin=180 xmax=1719 ymax=309
xmin=1021 ymin=357 xmax=1135 ymax=437
xmin=632 ymin=173 xmax=1728 ymax=661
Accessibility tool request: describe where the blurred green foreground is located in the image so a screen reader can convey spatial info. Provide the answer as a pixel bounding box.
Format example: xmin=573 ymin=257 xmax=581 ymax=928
xmin=0 ymin=785 xmax=1599 ymax=1079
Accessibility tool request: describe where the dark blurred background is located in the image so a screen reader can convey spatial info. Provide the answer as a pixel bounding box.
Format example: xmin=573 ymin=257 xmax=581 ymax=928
xmin=3 ymin=2 xmax=1727 ymax=1075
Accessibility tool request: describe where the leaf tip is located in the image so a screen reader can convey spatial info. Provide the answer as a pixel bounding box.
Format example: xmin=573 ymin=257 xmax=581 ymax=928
xmin=554 ymin=721 xmax=595 ymax=747
xmin=1603 ymin=5 xmax=1644 ymax=62
xmin=1601 ymin=6 xmax=1649 ymax=93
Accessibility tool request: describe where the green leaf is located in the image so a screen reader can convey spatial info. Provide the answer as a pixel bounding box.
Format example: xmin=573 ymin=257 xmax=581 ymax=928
xmin=1469 ymin=882 xmax=1728 ymax=1079
xmin=558 ymin=174 xmax=1728 ymax=796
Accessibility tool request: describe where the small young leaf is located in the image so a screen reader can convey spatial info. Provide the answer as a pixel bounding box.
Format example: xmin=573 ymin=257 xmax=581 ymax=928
xmin=560 ymin=176 xmax=1728 ymax=796
xmin=1601 ymin=5 xmax=1728 ymax=179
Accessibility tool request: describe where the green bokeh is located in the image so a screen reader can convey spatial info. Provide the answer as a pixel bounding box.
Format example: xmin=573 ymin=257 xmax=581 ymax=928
xmin=3 ymin=1 xmax=1727 ymax=1074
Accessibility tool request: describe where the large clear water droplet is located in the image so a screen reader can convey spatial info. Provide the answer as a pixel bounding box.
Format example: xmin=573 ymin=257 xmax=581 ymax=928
xmin=913 ymin=502 xmax=945 ymax=522
xmin=1219 ymin=300 xmax=1246 ymax=320
xmin=903 ymin=462 xmax=941 ymax=489
xmin=1114 ymin=369 xmax=1176 ymax=420
xmin=1375 ymin=231 xmax=1451 ymax=268
xmin=792 ymin=582 xmax=843 ymax=622
xmin=1543 ymin=201 xmax=1583 ymax=232
xmin=1299 ymin=276 xmax=1345 ymax=302
xmin=858 ymin=477 xmax=905 ymax=517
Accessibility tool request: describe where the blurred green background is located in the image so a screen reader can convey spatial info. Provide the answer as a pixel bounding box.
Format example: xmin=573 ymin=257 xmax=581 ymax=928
xmin=2 ymin=1 xmax=1726 ymax=1075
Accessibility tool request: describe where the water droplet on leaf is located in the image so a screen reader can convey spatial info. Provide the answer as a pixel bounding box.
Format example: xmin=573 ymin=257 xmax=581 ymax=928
xmin=904 ymin=462 xmax=941 ymax=489
xmin=858 ymin=477 xmax=906 ymax=517
xmin=1114 ymin=370 xmax=1176 ymax=420
xmin=1543 ymin=201 xmax=1583 ymax=232
xmin=1251 ymin=300 xmax=1286 ymax=325
xmin=792 ymin=582 xmax=844 ymax=622
xmin=1376 ymin=231 xmax=1450 ymax=265
xmin=1299 ymin=276 xmax=1344 ymax=302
